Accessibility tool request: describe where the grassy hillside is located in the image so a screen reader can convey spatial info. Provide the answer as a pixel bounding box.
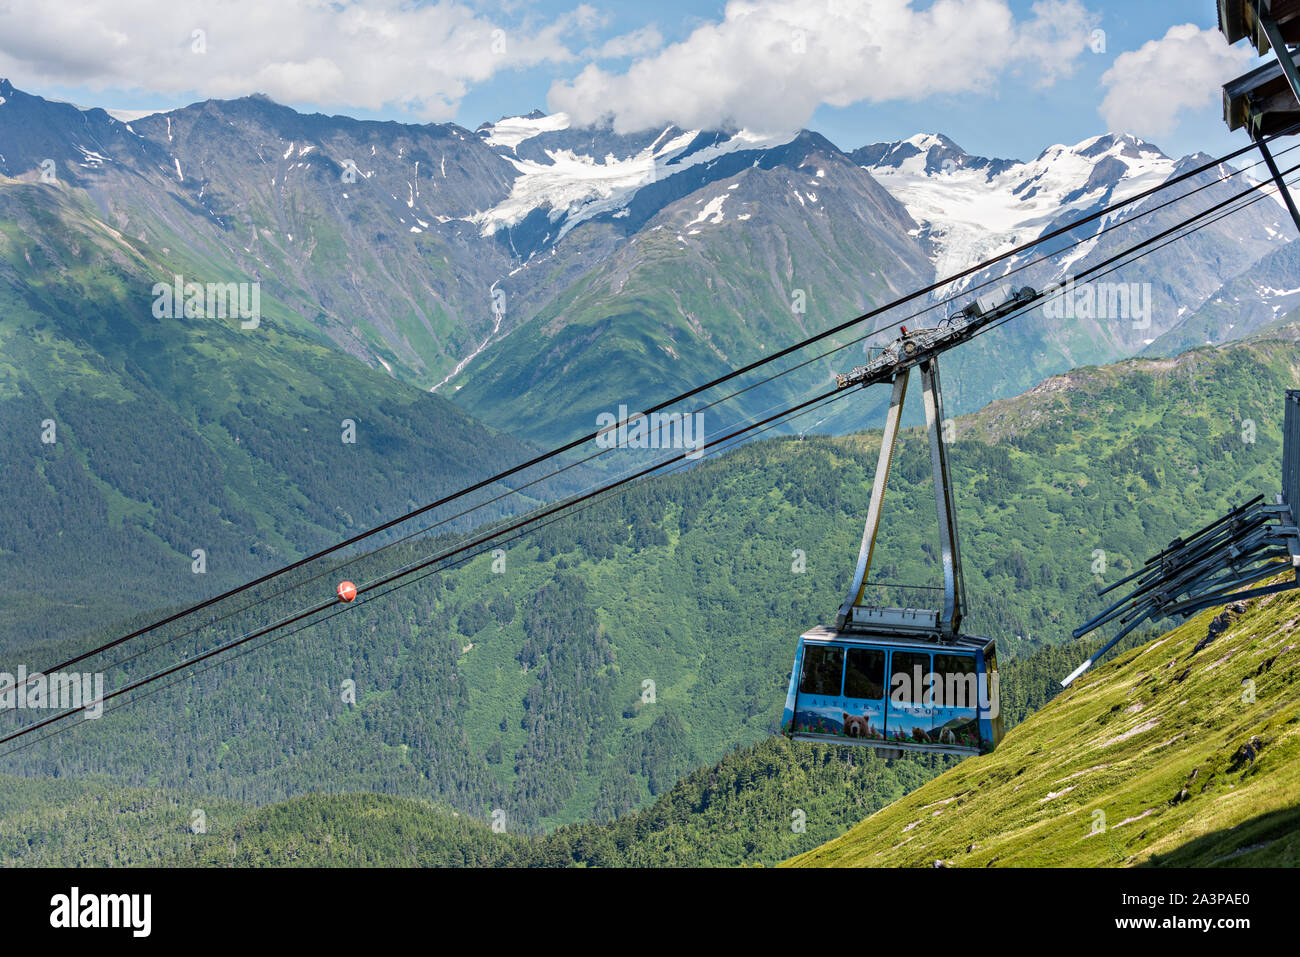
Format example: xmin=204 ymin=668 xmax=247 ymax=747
xmin=785 ymin=582 xmax=1300 ymax=868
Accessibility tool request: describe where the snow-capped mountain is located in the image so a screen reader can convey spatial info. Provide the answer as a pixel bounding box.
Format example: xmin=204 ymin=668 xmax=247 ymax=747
xmin=0 ymin=78 xmax=1293 ymax=448
xmin=832 ymin=128 xmax=1293 ymax=427
xmin=853 ymin=132 xmax=1195 ymax=280
xmin=471 ymin=111 xmax=798 ymax=253
xmin=452 ymin=125 xmax=933 ymax=442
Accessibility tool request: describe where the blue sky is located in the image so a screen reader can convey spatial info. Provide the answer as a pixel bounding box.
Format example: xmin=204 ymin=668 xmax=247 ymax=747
xmin=802 ymin=1 xmax=1252 ymax=160
xmin=458 ymin=0 xmax=1254 ymax=160
xmin=0 ymin=1 xmax=1267 ymax=161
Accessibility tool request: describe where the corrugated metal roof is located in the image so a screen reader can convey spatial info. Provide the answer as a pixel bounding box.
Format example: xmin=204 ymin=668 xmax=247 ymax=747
xmin=1223 ymin=52 xmax=1300 ymax=135
xmin=1220 ymin=0 xmax=1300 ymax=54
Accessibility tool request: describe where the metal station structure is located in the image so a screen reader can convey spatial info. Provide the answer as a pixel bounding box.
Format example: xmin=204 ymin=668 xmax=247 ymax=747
xmin=1220 ymin=0 xmax=1300 ymax=232
xmin=780 ymin=287 xmax=1037 ymax=756
xmin=1066 ymin=391 xmax=1300 ymax=685
xmin=1059 ymin=5 xmax=1300 ymax=686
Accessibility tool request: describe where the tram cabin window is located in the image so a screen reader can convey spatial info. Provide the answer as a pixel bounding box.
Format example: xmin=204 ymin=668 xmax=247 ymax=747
xmin=844 ymin=648 xmax=886 ymax=699
xmin=890 ymin=651 xmax=932 ymax=704
xmin=933 ymin=654 xmax=977 ymax=708
xmin=799 ymin=645 xmax=843 ymax=696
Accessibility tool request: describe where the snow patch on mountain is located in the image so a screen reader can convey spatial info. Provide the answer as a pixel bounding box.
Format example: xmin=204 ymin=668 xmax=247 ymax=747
xmin=75 ymin=145 xmax=110 ymax=168
xmin=688 ymin=194 xmax=729 ymax=226
xmin=481 ymin=111 xmax=572 ymax=151
xmin=105 ymin=107 xmax=160 ymax=123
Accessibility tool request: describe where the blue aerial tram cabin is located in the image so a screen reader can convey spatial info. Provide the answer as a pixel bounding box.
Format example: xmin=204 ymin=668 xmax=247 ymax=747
xmin=779 ymin=293 xmax=1031 ymax=759
xmin=782 ymin=627 xmax=1002 ymax=756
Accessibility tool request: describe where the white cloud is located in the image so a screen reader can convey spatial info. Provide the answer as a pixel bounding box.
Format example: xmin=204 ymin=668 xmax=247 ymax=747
xmin=0 ymin=0 xmax=595 ymax=121
xmin=588 ymin=25 xmax=664 ymax=60
xmin=1099 ymin=24 xmax=1251 ymax=139
xmin=548 ymin=0 xmax=1098 ymax=134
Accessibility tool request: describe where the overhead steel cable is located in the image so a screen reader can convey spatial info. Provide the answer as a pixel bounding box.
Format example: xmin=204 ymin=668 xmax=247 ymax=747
xmin=0 ymin=385 xmax=857 ymax=751
xmin=7 ymin=161 xmax=1294 ymax=754
xmin=965 ymin=161 xmax=1300 ymax=351
xmin=0 ymin=387 xmax=857 ymax=760
xmin=24 ymin=126 xmax=1300 ymax=686
xmin=47 ymin=386 xmax=856 ymax=684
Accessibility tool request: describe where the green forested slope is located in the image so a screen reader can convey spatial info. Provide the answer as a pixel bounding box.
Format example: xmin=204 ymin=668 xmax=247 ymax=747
xmin=4 ymin=328 xmax=1296 ymax=863
xmin=0 ymin=174 xmax=550 ymax=646
xmin=5 ymin=328 xmax=1295 ymax=837
xmin=0 ymin=629 xmax=1166 ymax=866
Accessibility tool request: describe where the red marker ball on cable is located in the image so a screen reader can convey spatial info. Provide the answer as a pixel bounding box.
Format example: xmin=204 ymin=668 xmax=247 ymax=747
xmin=336 ymin=581 xmax=357 ymax=603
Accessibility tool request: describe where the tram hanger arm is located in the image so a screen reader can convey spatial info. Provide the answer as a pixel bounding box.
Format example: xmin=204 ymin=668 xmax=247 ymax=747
xmin=834 ymin=286 xmax=1038 ymax=391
